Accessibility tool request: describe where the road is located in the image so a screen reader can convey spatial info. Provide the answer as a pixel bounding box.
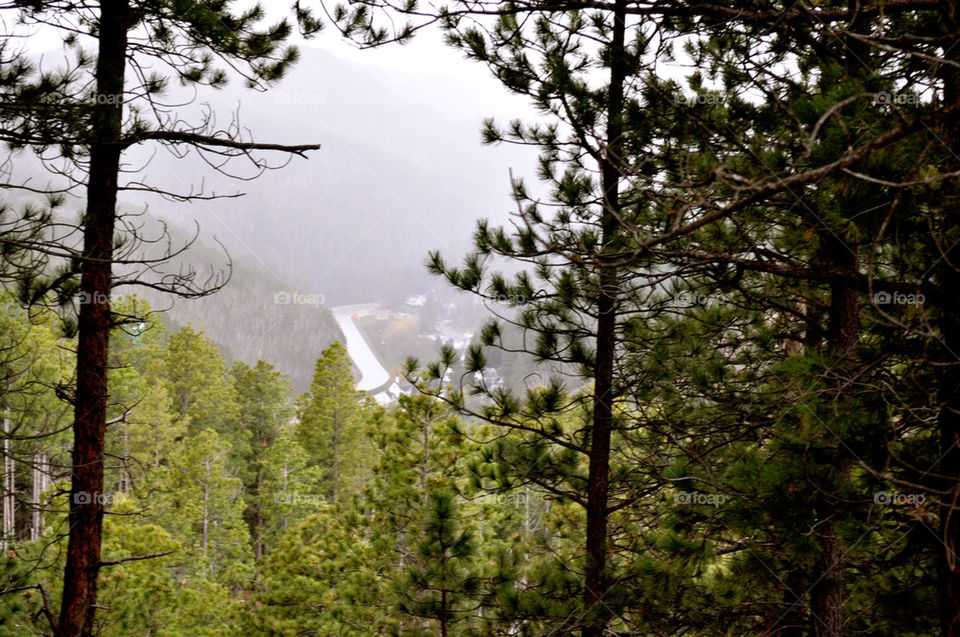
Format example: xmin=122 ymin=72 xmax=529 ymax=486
xmin=331 ymin=304 xmax=391 ymax=392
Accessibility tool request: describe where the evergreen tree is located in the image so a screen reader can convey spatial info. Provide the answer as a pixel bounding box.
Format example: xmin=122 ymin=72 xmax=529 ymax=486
xmin=231 ymin=359 xmax=293 ymax=559
xmin=256 ymin=506 xmax=387 ymax=636
xmin=163 ymin=326 xmax=241 ymax=438
xmin=296 ymin=342 xmax=370 ymax=503
xmin=156 ymin=429 xmax=253 ymax=590
xmin=397 ymin=491 xmax=480 ymax=637
xmin=0 ymin=1 xmax=322 ymax=629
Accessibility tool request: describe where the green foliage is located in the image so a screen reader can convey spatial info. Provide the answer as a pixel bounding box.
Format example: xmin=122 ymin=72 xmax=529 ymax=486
xmin=295 ymin=342 xmax=371 ymax=502
xmin=5 ymin=0 xmax=960 ymax=633
xmin=154 ymin=429 xmax=253 ymax=589
xmin=256 ymin=507 xmax=389 ymax=636
xmin=163 ymin=326 xmax=241 ymax=438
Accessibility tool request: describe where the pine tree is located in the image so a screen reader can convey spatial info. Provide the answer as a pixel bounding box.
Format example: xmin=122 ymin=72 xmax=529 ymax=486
xmin=0 ymin=2 xmax=322 ymax=630
xmin=231 ymin=359 xmax=293 ymax=559
xmin=162 ymin=326 xmax=241 ymax=439
xmin=397 ymin=491 xmax=480 ymax=637
xmin=257 ymin=428 xmax=325 ymax=552
xmin=156 ymin=429 xmax=253 ymax=590
xmin=296 ymin=342 xmax=370 ymax=503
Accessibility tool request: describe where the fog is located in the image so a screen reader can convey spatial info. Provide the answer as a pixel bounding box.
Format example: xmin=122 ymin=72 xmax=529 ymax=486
xmin=134 ymin=42 xmax=541 ymax=307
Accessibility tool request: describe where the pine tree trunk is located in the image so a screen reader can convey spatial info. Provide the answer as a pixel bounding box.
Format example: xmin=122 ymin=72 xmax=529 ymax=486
xmin=2 ymin=415 xmax=13 ymax=548
xmin=582 ymin=2 xmax=625 ymax=635
xmin=202 ymin=455 xmax=211 ymax=554
xmin=32 ymin=453 xmax=47 ymax=542
xmin=806 ymin=6 xmax=871 ymax=631
xmin=440 ymin=588 xmax=449 ymax=637
xmin=938 ymin=321 xmax=960 ymax=636
xmin=255 ymin=463 xmax=264 ymax=560
xmin=938 ymin=8 xmax=960 ymax=631
xmin=809 ymin=234 xmax=859 ymax=637
xmin=811 ymin=518 xmax=845 ymax=637
xmin=56 ymin=3 xmax=128 ymax=634
xmin=331 ymin=416 xmax=340 ymax=504
xmin=120 ymin=422 xmax=130 ymax=494
xmin=281 ymin=463 xmax=290 ymax=532
xmin=420 ymin=415 xmax=429 ymax=508
xmin=936 ymin=187 xmax=960 ymax=636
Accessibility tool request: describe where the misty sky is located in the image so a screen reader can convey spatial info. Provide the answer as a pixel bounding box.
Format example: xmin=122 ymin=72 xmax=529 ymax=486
xmin=22 ymin=13 xmax=542 ymax=305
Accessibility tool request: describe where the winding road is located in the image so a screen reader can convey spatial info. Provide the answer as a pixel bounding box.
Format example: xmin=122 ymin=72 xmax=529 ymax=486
xmin=331 ymin=304 xmax=391 ymax=392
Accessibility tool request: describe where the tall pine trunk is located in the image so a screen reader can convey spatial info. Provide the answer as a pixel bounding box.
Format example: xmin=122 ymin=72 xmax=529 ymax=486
xmin=582 ymin=2 xmax=625 ymax=635
xmin=937 ymin=6 xmax=960 ymax=633
xmin=56 ymin=1 xmax=128 ymax=634
xmin=808 ymin=233 xmax=859 ymax=637
xmin=2 ymin=414 xmax=13 ymax=548
xmin=938 ymin=297 xmax=960 ymax=636
xmin=807 ymin=9 xmax=870 ymax=631
xmin=32 ymin=453 xmax=47 ymax=542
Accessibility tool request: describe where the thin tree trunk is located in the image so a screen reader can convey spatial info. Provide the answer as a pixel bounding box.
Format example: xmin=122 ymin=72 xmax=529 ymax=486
xmin=939 ymin=315 xmax=960 ymax=636
xmin=57 ymin=3 xmax=128 ymax=633
xmin=807 ymin=6 xmax=870 ymax=631
xmin=3 ymin=415 xmax=13 ymax=548
xmin=938 ymin=7 xmax=960 ymax=632
xmin=281 ymin=463 xmax=290 ymax=532
xmin=120 ymin=421 xmax=130 ymax=494
xmin=202 ymin=455 xmax=211 ymax=554
xmin=936 ymin=194 xmax=960 ymax=636
xmin=420 ymin=413 xmax=429 ymax=509
xmin=809 ymin=233 xmax=859 ymax=637
xmin=32 ymin=453 xmax=47 ymax=542
xmin=440 ymin=588 xmax=449 ymax=637
xmin=255 ymin=463 xmax=264 ymax=560
xmin=331 ymin=416 xmax=340 ymax=504
xmin=582 ymin=2 xmax=625 ymax=635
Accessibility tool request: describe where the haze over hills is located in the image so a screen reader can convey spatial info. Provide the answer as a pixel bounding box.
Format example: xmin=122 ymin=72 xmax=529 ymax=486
xmin=8 ymin=43 xmax=540 ymax=390
xmin=94 ymin=44 xmax=538 ymax=388
xmin=136 ymin=45 xmax=540 ymax=308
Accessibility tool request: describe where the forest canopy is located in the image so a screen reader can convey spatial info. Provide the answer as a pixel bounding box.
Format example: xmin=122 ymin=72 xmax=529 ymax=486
xmin=3 ymin=0 xmax=960 ymax=635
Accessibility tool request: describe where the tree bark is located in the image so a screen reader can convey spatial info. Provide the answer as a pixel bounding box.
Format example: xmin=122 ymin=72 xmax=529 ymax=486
xmin=2 ymin=414 xmax=13 ymax=548
xmin=32 ymin=453 xmax=47 ymax=542
xmin=937 ymin=6 xmax=960 ymax=633
xmin=938 ymin=311 xmax=960 ymax=636
xmin=56 ymin=1 xmax=129 ymax=635
xmin=582 ymin=2 xmax=626 ymax=636
xmin=809 ymin=233 xmax=859 ymax=637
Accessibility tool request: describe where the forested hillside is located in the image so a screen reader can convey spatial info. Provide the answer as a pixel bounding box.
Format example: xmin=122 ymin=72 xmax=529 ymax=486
xmin=4 ymin=0 xmax=960 ymax=635
xmin=132 ymin=222 xmax=343 ymax=392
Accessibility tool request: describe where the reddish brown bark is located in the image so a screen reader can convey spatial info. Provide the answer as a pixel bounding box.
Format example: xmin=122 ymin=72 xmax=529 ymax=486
xmin=55 ymin=1 xmax=129 ymax=635
xmin=581 ymin=2 xmax=626 ymax=636
xmin=936 ymin=5 xmax=960 ymax=633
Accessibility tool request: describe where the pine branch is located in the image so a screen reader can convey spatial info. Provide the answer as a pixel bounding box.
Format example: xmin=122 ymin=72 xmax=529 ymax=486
xmin=99 ymin=550 xmax=174 ymax=567
xmin=122 ymin=130 xmax=321 ymax=156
